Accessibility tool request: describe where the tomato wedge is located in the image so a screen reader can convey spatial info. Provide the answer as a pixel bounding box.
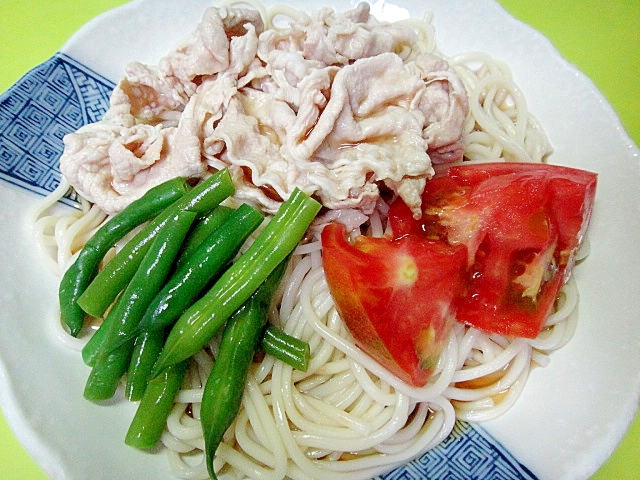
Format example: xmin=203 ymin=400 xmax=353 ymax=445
xmin=322 ymin=162 xmax=596 ymax=386
xmin=321 ymin=223 xmax=467 ymax=387
xmin=389 ymin=162 xmax=597 ymax=338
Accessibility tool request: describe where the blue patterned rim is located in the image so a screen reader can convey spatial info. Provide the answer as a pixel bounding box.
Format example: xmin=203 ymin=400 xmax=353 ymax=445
xmin=0 ymin=53 xmax=112 ymax=205
xmin=0 ymin=52 xmax=538 ymax=480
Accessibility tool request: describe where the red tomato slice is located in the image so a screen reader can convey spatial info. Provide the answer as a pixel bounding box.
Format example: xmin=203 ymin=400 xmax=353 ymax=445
xmin=388 ymin=162 xmax=597 ymax=338
xmin=321 ymin=223 xmax=467 ymax=387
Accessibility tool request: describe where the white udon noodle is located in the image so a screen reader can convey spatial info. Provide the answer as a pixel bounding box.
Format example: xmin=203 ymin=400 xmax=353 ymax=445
xmin=28 ymin=4 xmax=587 ymax=480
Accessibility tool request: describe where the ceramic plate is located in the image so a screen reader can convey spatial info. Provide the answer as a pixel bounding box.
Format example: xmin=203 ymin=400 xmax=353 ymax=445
xmin=1 ymin=1 xmax=639 ymax=479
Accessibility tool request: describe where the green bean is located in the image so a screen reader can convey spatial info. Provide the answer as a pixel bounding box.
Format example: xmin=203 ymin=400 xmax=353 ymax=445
xmin=201 ymin=259 xmax=287 ymax=479
xmin=136 ymin=203 xmax=264 ymax=336
xmin=82 ymin=206 xmax=240 ymax=368
xmin=59 ymin=177 xmax=191 ymax=336
xmin=99 ymin=211 xmax=196 ymax=357
xmin=174 ymin=205 xmax=234 ymax=269
xmin=261 ymin=325 xmax=310 ymax=372
xmin=77 ymin=169 xmax=234 ymax=318
xmin=83 ymin=342 xmax=134 ymax=402
xmin=125 ymin=360 xmax=189 ymax=450
xmin=125 ymin=329 xmax=166 ymax=402
xmin=83 ymin=211 xmax=195 ymax=402
xmin=81 ymin=321 xmax=106 ymax=366
xmin=151 ymin=188 xmax=321 ymax=377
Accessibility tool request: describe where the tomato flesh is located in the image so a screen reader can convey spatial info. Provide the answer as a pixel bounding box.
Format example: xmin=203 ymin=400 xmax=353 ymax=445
xmin=322 ymin=162 xmax=596 ymax=386
xmin=389 ymin=162 xmax=597 ymax=338
xmin=321 ymin=223 xmax=467 ymax=387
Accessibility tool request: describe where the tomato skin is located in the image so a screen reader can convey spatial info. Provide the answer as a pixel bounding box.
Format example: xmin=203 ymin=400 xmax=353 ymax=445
xmin=322 ymin=162 xmax=596 ymax=385
xmin=321 ymin=223 xmax=467 ymax=387
xmin=389 ymin=162 xmax=597 ymax=338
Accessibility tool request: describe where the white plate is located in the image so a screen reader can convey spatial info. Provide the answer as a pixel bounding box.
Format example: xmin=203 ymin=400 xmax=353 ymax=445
xmin=1 ymin=1 xmax=639 ymax=479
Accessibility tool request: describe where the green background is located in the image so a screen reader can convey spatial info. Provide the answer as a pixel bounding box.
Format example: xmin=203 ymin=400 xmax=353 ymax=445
xmin=1 ymin=1 xmax=638 ymax=479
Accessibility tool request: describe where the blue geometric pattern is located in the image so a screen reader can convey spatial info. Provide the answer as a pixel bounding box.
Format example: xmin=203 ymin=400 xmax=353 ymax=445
xmin=0 ymin=54 xmax=538 ymax=480
xmin=380 ymin=421 xmax=538 ymax=480
xmin=0 ymin=53 xmax=114 ymax=199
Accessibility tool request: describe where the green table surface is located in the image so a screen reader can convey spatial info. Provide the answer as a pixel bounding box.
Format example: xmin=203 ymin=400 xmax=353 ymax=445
xmin=1 ymin=1 xmax=638 ymax=479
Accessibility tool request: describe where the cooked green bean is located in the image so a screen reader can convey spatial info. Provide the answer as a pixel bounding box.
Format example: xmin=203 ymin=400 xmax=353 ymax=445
xmin=136 ymin=203 xmax=264 ymax=335
xmin=125 ymin=329 xmax=166 ymax=402
xmin=81 ymin=321 xmax=106 ymax=367
xmin=125 ymin=360 xmax=189 ymax=450
xmin=59 ymin=177 xmax=191 ymax=336
xmin=174 ymin=205 xmax=234 ymax=269
xmin=77 ymin=169 xmax=234 ymax=318
xmin=151 ymin=188 xmax=321 ymax=377
xmin=201 ymin=259 xmax=287 ymax=479
xmin=261 ymin=325 xmax=310 ymax=372
xmin=83 ymin=211 xmax=195 ymax=402
xmin=96 ymin=210 xmax=196 ymax=358
xmin=82 ymin=342 xmax=134 ymax=402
